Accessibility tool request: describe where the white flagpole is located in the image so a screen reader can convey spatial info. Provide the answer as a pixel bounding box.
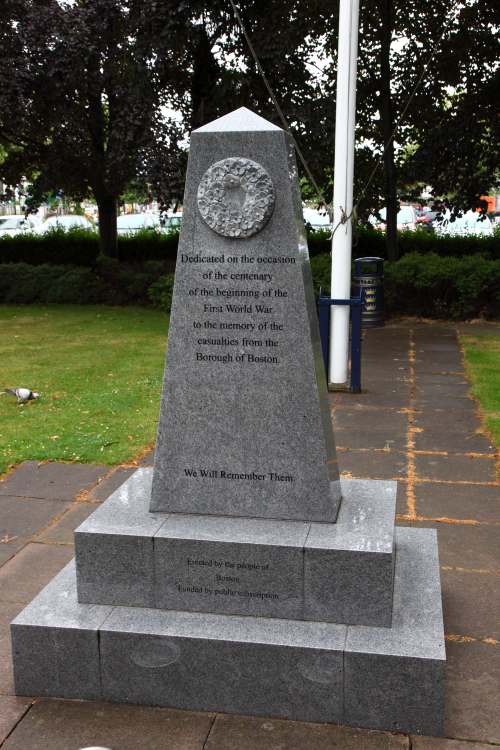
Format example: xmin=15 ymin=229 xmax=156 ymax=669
xmin=329 ymin=0 xmax=360 ymax=385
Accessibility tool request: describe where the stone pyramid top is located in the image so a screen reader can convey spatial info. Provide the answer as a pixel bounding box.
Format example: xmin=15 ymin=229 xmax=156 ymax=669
xmin=194 ymin=106 xmax=281 ymax=133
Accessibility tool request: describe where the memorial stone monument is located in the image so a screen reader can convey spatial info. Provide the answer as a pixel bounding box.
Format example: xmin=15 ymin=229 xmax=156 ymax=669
xmin=11 ymin=108 xmax=446 ymax=735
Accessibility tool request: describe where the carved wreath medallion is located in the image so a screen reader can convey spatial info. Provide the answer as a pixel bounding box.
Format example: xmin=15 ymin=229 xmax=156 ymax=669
xmin=197 ymin=157 xmax=275 ymax=238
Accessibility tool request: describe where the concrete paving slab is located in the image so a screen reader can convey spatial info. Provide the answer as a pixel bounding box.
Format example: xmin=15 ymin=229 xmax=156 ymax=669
xmin=138 ymin=449 xmax=155 ymax=466
xmin=334 ymin=408 xmax=408 ymax=433
xmin=0 ymin=462 xmax=107 ymax=501
xmin=415 ymin=341 xmax=461 ymax=351
xmin=414 ymin=454 xmax=497 ymax=483
xmin=414 ymin=355 xmax=465 ymax=372
xmin=1 ymin=698 xmax=215 ymax=750
xmin=444 ymin=641 xmax=500 ymax=743
xmin=0 ymin=602 xmax=25 ymax=696
xmin=0 ymin=543 xmax=74 ymax=605
xmin=334 ymin=409 xmax=406 ymax=451
xmin=415 ymin=373 xmax=468 ymax=386
xmin=413 ymin=410 xmax=485 ymax=434
xmin=440 ymin=569 xmax=500 ymax=641
xmin=335 ymin=428 xmax=406 ymax=451
xmin=414 ymin=396 xmax=477 ymax=412
xmin=396 ymin=483 xmax=409 ymax=515
xmin=414 ymin=429 xmax=494 ymax=454
xmin=414 ymin=482 xmax=500 ymax=523
xmin=414 ymin=383 xmax=473 ymax=400
xmin=412 ymin=736 xmax=498 ymax=749
xmin=0 ymin=696 xmax=31 ymax=745
xmin=338 ymin=450 xmax=407 ymax=480
xmin=36 ymin=503 xmax=98 ymax=545
xmin=0 ymin=545 xmax=20 ymax=569
xmin=0 ymin=495 xmax=71 ymax=542
xmin=204 ymin=713 xmax=409 ymax=749
xmin=348 ymin=391 xmax=411 ymax=410
xmin=396 ymin=521 xmax=500 ymax=572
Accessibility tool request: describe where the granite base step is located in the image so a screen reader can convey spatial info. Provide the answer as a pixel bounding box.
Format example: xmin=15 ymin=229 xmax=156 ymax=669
xmin=74 ymin=469 xmax=396 ymax=627
xmin=11 ymin=526 xmax=445 ymax=735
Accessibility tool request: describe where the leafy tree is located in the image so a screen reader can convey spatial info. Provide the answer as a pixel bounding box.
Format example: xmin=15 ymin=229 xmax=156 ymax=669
xmin=0 ymin=0 xmax=190 ymax=256
xmin=1 ymin=0 xmax=497 ymax=263
xmin=347 ymin=0 xmax=499 ymax=259
xmin=402 ymin=2 xmax=500 ymax=215
xmin=0 ymin=0 xmax=335 ymax=254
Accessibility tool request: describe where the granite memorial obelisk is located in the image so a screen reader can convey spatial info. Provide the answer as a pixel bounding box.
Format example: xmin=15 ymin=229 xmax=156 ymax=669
xmin=150 ymin=108 xmax=341 ymax=522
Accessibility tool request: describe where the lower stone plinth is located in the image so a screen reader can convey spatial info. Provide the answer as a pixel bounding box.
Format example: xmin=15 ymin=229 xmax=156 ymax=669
xmin=11 ymin=527 xmax=445 ymax=734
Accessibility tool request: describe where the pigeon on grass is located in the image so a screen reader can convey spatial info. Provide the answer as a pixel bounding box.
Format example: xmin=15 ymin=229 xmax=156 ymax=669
xmin=1 ymin=388 xmax=40 ymax=404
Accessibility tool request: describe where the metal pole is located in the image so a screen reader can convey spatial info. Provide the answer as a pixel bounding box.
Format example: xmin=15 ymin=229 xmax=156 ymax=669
xmin=329 ymin=0 xmax=360 ymax=385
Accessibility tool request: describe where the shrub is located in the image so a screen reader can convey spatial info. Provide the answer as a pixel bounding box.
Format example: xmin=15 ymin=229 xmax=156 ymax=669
xmin=148 ymin=274 xmax=175 ymax=312
xmin=118 ymin=230 xmax=178 ymax=266
xmin=308 ymin=226 xmax=500 ymax=260
xmin=0 ymin=228 xmax=179 ymax=266
xmin=95 ymin=256 xmax=169 ymax=305
xmin=384 ymin=253 xmax=500 ymax=319
xmin=310 ymin=253 xmax=332 ymax=296
xmin=0 ymin=228 xmax=99 ymax=266
xmin=0 ymin=261 xmax=172 ymax=306
xmin=310 ymin=252 xmax=500 ymax=319
xmin=0 ymin=263 xmax=107 ymax=304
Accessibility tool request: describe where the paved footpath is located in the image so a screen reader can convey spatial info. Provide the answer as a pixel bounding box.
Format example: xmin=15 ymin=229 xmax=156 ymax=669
xmin=0 ymin=321 xmax=498 ymax=749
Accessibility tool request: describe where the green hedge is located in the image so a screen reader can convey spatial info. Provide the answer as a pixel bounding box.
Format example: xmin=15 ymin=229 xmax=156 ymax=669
xmin=310 ymin=252 xmax=500 ymax=319
xmin=0 ymin=228 xmax=179 ymax=267
xmin=0 ymin=260 xmax=174 ymax=308
xmin=1 ymin=225 xmax=498 ymax=266
xmin=1 ymin=252 xmax=499 ymax=319
xmin=384 ymin=252 xmax=500 ymax=319
xmin=308 ymin=226 xmax=500 ymax=259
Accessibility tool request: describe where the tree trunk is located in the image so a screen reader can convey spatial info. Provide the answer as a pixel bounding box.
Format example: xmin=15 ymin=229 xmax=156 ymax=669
xmin=379 ymin=0 xmax=398 ymax=261
xmin=190 ymin=26 xmax=220 ymax=130
xmin=97 ymin=196 xmax=118 ymax=258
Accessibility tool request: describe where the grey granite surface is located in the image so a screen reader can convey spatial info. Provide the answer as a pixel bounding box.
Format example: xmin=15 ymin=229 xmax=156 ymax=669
xmin=155 ymin=513 xmax=309 ymax=618
xmin=344 ymin=527 xmax=446 ymax=735
xmin=75 ymin=469 xmax=164 ymax=536
xmin=75 ymin=469 xmax=167 ymax=607
xmin=100 ymin=608 xmax=345 ymax=722
xmin=73 ymin=472 xmax=397 ymax=622
xmin=10 ymin=526 xmax=445 ymax=733
xmin=304 ymin=480 xmax=396 ymax=626
xmin=150 ymin=108 xmax=340 ymax=522
xmin=73 ymin=473 xmax=397 ymax=624
xmin=11 ymin=561 xmax=112 ymax=699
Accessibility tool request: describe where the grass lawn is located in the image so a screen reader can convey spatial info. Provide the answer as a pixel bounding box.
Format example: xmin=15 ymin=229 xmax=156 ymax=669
xmin=460 ymin=330 xmax=500 ymax=448
xmin=0 ymin=305 xmax=168 ymax=476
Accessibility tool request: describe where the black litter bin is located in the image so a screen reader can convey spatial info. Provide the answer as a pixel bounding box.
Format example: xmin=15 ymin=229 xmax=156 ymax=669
xmin=354 ymin=257 xmax=384 ymax=327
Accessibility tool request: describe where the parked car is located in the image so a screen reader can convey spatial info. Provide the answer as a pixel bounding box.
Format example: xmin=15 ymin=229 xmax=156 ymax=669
xmin=117 ymin=213 xmax=161 ymax=235
xmin=161 ymin=211 xmax=183 ymax=233
xmin=0 ymin=215 xmax=37 ymax=237
xmin=415 ymin=208 xmax=438 ymax=231
xmin=434 ymin=209 xmax=494 ymax=237
xmin=303 ymin=207 xmax=332 ymax=232
xmin=36 ymin=215 xmax=94 ymax=234
xmin=369 ymin=206 xmax=418 ymax=232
